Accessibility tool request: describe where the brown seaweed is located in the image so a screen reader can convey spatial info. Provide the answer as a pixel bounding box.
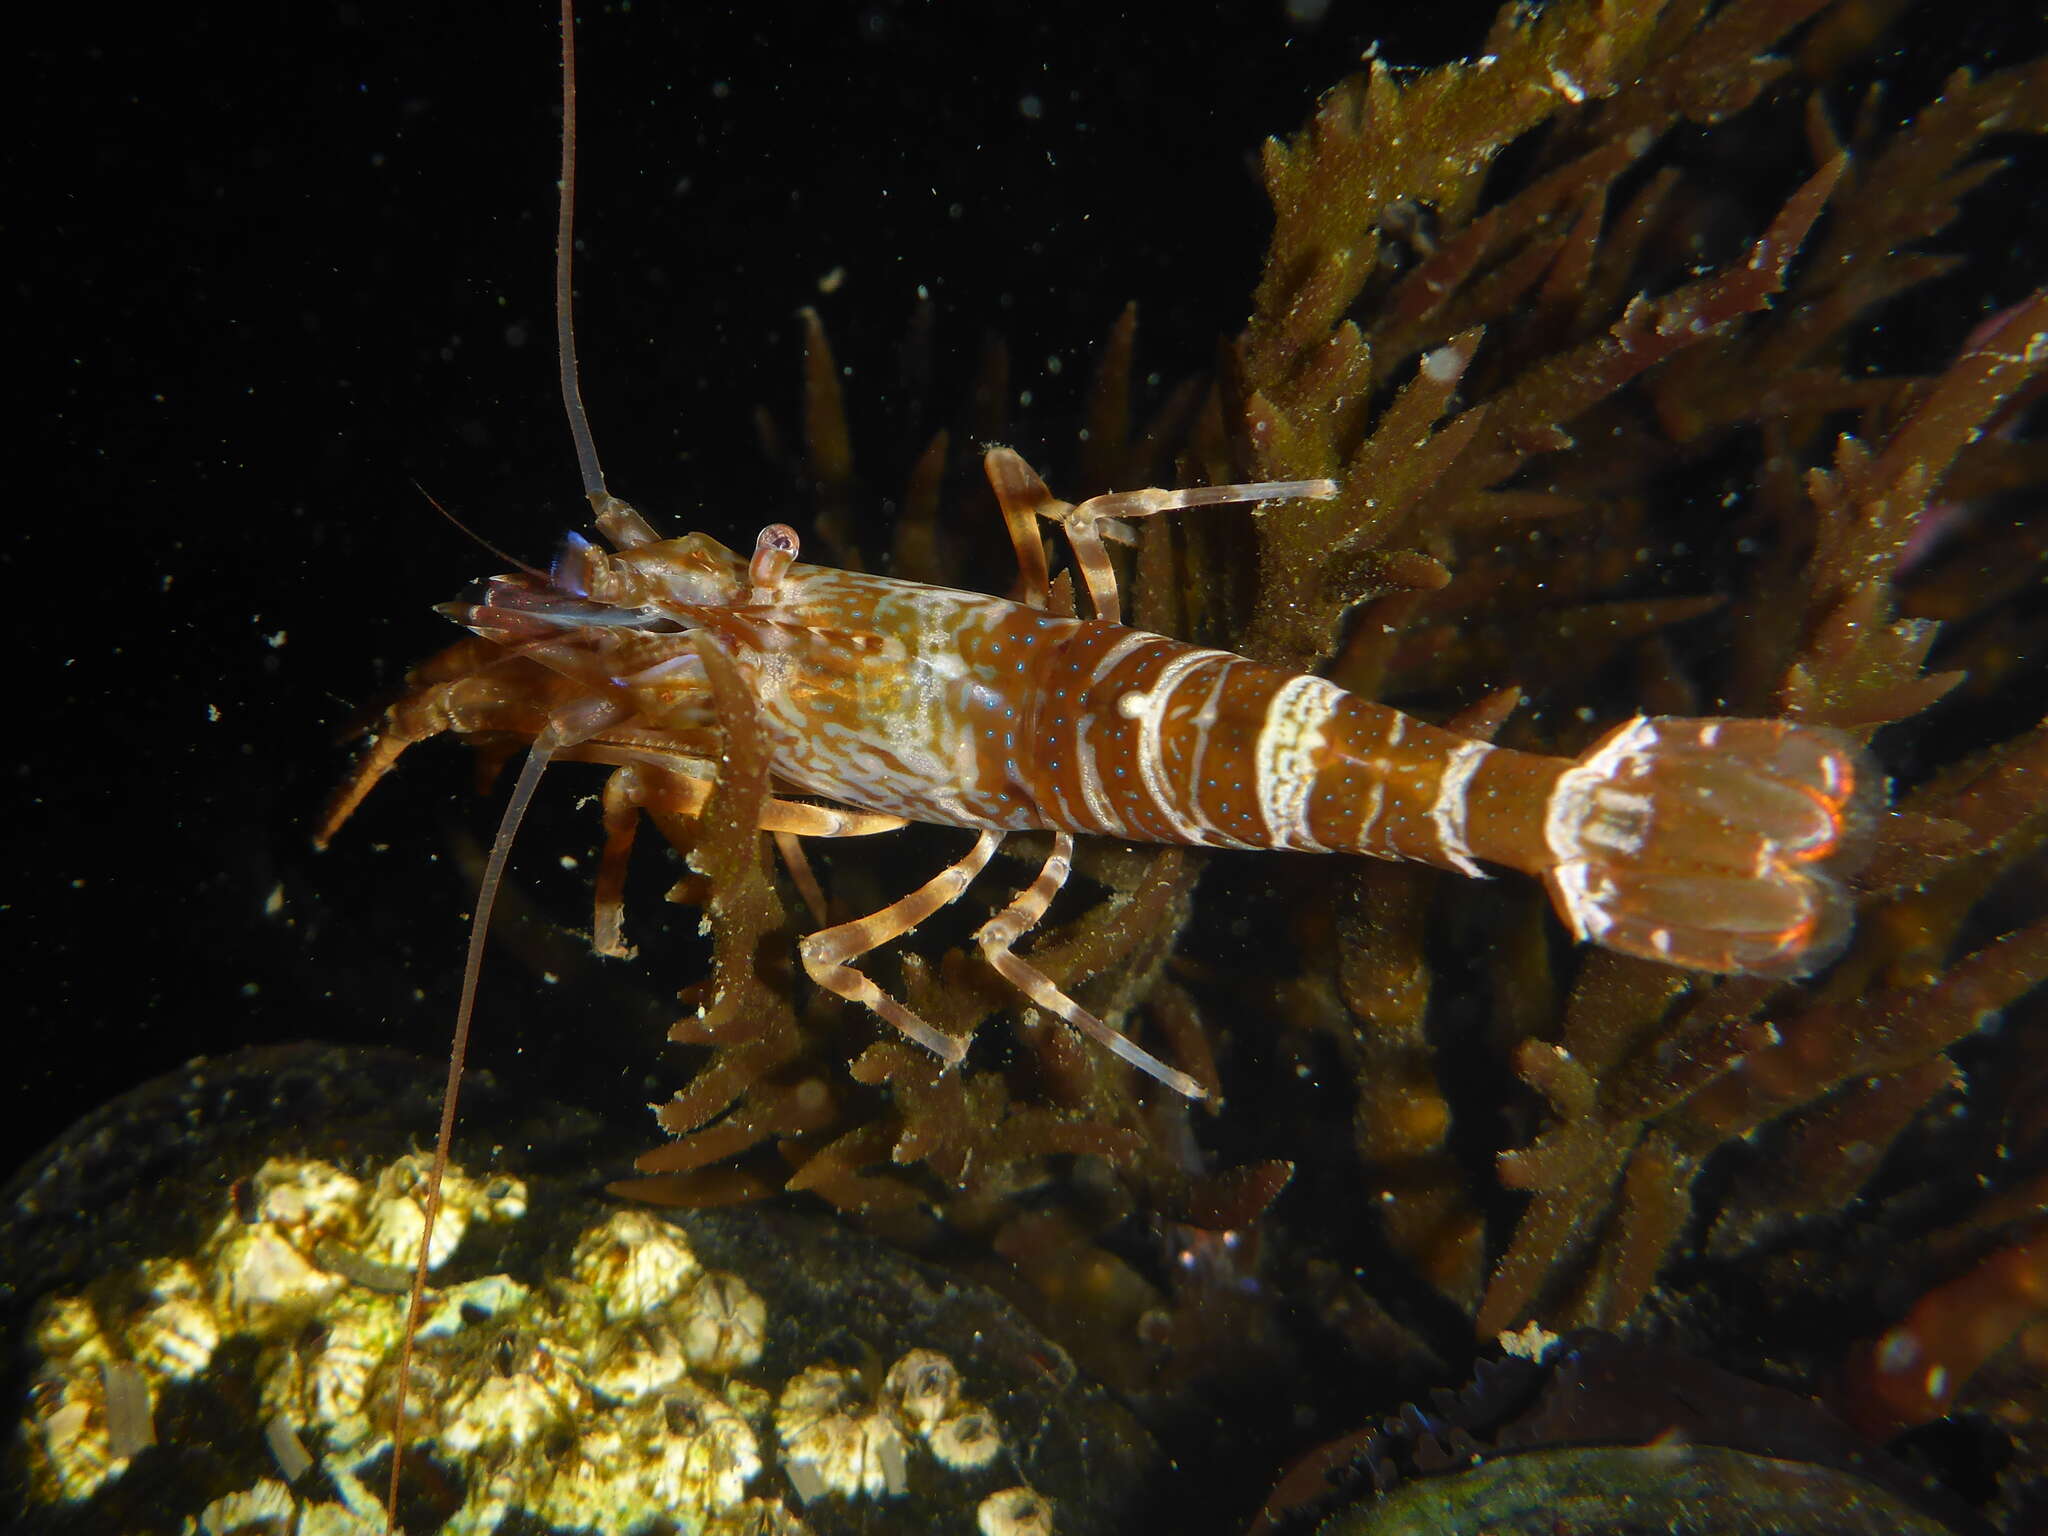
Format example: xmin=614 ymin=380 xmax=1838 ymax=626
xmin=520 ymin=0 xmax=2048 ymax=1517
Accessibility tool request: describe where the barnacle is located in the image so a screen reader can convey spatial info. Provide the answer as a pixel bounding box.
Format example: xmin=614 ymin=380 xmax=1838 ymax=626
xmin=245 ymin=1157 xmax=365 ymax=1235
xmin=633 ymin=1381 xmax=762 ymax=1512
xmin=17 ymin=1142 xmax=1100 ymax=1534
xmin=881 ymin=1347 xmax=960 ymax=1437
xmin=775 ymin=1364 xmax=909 ymax=1502
xmin=24 ymin=1360 xmax=131 ymax=1504
xmin=124 ymin=1295 xmax=221 ymax=1385
xmin=207 ymin=1212 xmax=345 ymax=1333
xmin=569 ymin=1208 xmax=703 ymax=1322
xmin=437 ymin=1333 xmax=587 ymax=1458
xmin=189 ymin=1478 xmax=298 ymax=1535
xmin=928 ymin=1408 xmax=1004 ymax=1474
xmin=582 ymin=1320 xmax=689 ymax=1404
xmin=678 ymin=1269 xmax=768 ymax=1373
xmin=767 ymin=1347 xmax=1018 ymax=1505
xmin=355 ymin=1154 xmax=523 ymax=1274
xmin=259 ymin=1287 xmax=401 ymax=1443
xmin=978 ymin=1486 xmax=1055 ymax=1536
xmin=184 ymin=1478 xmax=392 ymax=1536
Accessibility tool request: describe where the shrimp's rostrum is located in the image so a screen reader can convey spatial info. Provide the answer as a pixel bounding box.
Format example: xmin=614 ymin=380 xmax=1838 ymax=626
xmin=319 ymin=448 xmax=1881 ymax=1099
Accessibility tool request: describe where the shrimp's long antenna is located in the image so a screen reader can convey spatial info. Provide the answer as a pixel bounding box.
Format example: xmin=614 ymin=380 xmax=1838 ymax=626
xmin=557 ymin=0 xmax=607 ymax=503
xmin=384 ymin=7 xmax=590 ymax=1527
xmin=416 ymin=481 xmax=550 ymax=581
xmin=384 ymin=734 xmax=558 ymax=1528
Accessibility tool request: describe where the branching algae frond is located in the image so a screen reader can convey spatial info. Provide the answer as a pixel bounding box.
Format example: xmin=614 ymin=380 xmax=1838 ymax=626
xmin=1214 ymin=0 xmax=2048 ymax=1425
xmin=558 ymin=0 xmax=2041 ymax=1472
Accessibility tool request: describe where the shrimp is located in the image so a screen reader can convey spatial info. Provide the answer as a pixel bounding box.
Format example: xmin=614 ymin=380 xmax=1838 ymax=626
xmin=324 ymin=470 xmax=1881 ymax=1100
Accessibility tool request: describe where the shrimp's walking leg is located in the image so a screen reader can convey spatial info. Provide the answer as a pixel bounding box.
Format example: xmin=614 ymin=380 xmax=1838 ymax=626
xmin=798 ymin=831 xmax=1005 ymax=1068
xmin=975 ymin=832 xmax=1207 ymax=1099
xmin=983 ymin=450 xmax=1214 ymax=1095
xmin=758 ymin=794 xmax=913 ymax=929
xmin=986 ymin=450 xmax=1055 ymax=608
xmin=759 ymin=795 xmax=909 ymax=926
xmin=593 ymin=765 xmax=655 ymax=958
xmin=761 ymin=802 xmax=908 ymax=838
xmin=774 ymin=832 xmax=829 ymax=928
xmin=594 ymin=762 xmax=906 ymax=956
xmin=982 ymin=446 xmax=1337 ymax=624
